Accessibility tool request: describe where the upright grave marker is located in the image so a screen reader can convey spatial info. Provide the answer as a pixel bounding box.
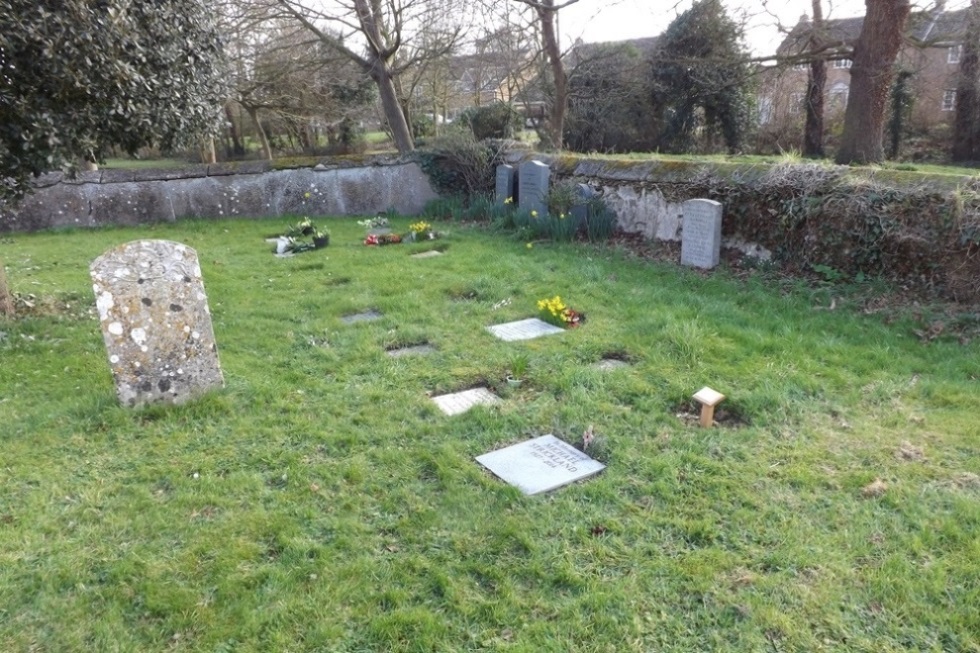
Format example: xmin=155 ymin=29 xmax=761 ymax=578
xmin=495 ymin=164 xmax=517 ymax=206
xmin=680 ymin=198 xmax=723 ymax=269
xmin=518 ymin=160 xmax=550 ymax=216
xmin=570 ymin=183 xmax=596 ymax=230
xmin=476 ymin=434 xmax=606 ymax=495
xmin=90 ymin=240 xmax=224 ymax=407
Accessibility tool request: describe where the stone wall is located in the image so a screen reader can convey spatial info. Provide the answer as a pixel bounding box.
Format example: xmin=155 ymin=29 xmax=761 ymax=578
xmin=0 ymin=158 xmax=439 ymax=233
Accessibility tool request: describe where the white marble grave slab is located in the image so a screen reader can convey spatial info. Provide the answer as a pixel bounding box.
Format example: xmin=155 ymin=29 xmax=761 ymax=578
xmin=411 ymin=250 xmax=443 ymax=258
xmin=432 ymin=387 xmax=501 ymax=416
xmin=487 ymin=318 xmax=563 ymax=342
xmin=476 ymin=434 xmax=606 ymax=495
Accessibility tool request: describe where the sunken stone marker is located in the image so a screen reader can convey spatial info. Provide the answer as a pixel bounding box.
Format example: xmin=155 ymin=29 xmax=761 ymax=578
xmin=495 ymin=164 xmax=517 ymax=206
xmin=518 ymin=160 xmax=550 ymax=216
xmin=91 ymin=240 xmax=224 ymax=407
xmin=476 ymin=434 xmax=605 ymax=495
xmin=680 ymin=199 xmax=723 ymax=269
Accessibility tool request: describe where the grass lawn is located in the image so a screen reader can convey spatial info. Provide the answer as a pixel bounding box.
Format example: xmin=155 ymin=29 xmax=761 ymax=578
xmin=1 ymin=218 xmax=978 ymax=652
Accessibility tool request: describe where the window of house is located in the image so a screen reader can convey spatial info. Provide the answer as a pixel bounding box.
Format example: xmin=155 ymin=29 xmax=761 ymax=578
xmin=833 ymin=58 xmax=852 ymax=69
xmin=829 ymin=82 xmax=849 ymax=110
xmin=943 ymin=89 xmax=957 ymax=111
xmin=790 ymin=92 xmax=805 ymax=114
xmin=949 ymin=44 xmax=962 ymax=64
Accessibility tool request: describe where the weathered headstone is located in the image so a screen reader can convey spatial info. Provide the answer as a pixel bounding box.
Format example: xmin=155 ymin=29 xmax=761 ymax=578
xmin=487 ymin=318 xmax=564 ymax=342
xmin=680 ymin=199 xmax=723 ymax=269
xmin=476 ymin=434 xmax=606 ymax=495
xmin=495 ymin=164 xmax=517 ymax=206
xmin=570 ymin=183 xmax=596 ymax=230
xmin=432 ymin=387 xmax=501 ymax=416
xmin=90 ymin=240 xmax=223 ymax=407
xmin=518 ymin=160 xmax=550 ymax=216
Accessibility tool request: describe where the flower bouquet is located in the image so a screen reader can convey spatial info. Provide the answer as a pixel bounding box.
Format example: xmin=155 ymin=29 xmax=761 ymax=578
xmin=537 ymin=295 xmax=585 ymax=328
xmin=404 ymin=220 xmax=437 ymax=242
xmin=364 ymin=232 xmax=402 ymax=246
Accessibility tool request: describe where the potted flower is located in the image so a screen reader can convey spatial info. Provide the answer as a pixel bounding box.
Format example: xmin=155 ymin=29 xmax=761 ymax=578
xmin=357 ymin=215 xmax=391 ymax=235
xmin=506 ymin=353 xmax=529 ymax=387
xmin=313 ymin=229 xmax=330 ymax=249
xmin=406 ymin=220 xmax=435 ymax=242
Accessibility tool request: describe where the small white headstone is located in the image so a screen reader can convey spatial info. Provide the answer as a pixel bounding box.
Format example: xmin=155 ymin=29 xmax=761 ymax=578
xmin=476 ymin=434 xmax=606 ymax=495
xmin=680 ymin=199 xmax=723 ymax=269
xmin=90 ymin=240 xmax=223 ymax=407
xmin=487 ymin=318 xmax=563 ymax=342
xmin=431 ymin=387 xmax=501 ymax=416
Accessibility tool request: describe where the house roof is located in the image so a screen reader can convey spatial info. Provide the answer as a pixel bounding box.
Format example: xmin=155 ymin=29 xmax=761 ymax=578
xmin=777 ymin=6 xmax=968 ymax=58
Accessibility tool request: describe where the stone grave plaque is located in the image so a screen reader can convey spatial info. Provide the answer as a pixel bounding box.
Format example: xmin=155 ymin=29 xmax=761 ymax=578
xmin=341 ymin=310 xmax=382 ymax=324
xmin=487 ymin=318 xmax=564 ymax=342
xmin=680 ymin=199 xmax=723 ymax=269
xmin=387 ymin=344 xmax=436 ymax=358
xmin=476 ymin=434 xmax=606 ymax=495
xmin=495 ymin=164 xmax=517 ymax=206
xmin=411 ymin=250 xmax=443 ymax=259
xmin=90 ymin=240 xmax=224 ymax=407
xmin=518 ymin=161 xmax=550 ymax=216
xmin=594 ymin=358 xmax=628 ymax=371
xmin=432 ymin=387 xmax=501 ymax=416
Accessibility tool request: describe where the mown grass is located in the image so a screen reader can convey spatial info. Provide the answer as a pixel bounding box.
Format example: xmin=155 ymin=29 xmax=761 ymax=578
xmin=1 ymin=218 xmax=978 ymax=652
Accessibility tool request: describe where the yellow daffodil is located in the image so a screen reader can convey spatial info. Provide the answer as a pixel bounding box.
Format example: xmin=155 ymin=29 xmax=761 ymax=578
xmin=530 ymin=210 xmax=538 ymax=218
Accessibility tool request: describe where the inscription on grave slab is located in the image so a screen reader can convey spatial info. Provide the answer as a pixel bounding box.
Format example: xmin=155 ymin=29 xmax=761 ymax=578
xmin=90 ymin=240 xmax=223 ymax=407
xmin=476 ymin=434 xmax=606 ymax=495
xmin=341 ymin=310 xmax=383 ymax=324
xmin=495 ymin=164 xmax=517 ymax=206
xmin=680 ymin=199 xmax=723 ymax=269
xmin=518 ymin=161 xmax=550 ymax=216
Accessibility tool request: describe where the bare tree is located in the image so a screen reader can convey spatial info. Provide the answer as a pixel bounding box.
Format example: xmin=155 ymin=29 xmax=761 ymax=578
xmin=271 ymin=0 xmax=462 ymax=154
xmin=803 ymin=0 xmax=827 ymax=157
xmin=835 ymin=0 xmax=912 ymax=164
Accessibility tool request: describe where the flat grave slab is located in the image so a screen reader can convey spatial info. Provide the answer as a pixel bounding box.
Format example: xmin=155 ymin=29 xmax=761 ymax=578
xmin=432 ymin=387 xmax=501 ymax=416
xmin=487 ymin=318 xmax=563 ymax=342
xmin=594 ymin=358 xmax=629 ymax=371
xmin=476 ymin=434 xmax=606 ymax=495
xmin=387 ymin=344 xmax=436 ymax=358
xmin=341 ymin=310 xmax=382 ymax=324
xmin=411 ymin=250 xmax=443 ymax=259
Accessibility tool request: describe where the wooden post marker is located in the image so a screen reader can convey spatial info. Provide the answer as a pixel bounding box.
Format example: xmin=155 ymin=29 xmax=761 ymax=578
xmin=693 ymin=386 xmax=725 ymax=427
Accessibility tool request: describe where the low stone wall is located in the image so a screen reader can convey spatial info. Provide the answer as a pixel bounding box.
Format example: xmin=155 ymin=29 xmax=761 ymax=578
xmin=0 ymin=158 xmax=439 ymax=233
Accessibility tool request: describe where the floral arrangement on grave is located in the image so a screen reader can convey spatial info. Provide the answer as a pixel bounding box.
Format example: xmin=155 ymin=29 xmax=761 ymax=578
xmin=272 ymin=217 xmax=327 ymax=254
xmin=405 ymin=220 xmax=437 ymax=241
xmin=537 ymin=295 xmax=585 ymax=328
xmin=364 ymin=232 xmax=402 ymax=246
xmin=284 ymin=217 xmax=315 ymax=238
xmin=357 ymin=215 xmax=390 ymax=230
xmin=313 ymin=229 xmax=330 ymax=249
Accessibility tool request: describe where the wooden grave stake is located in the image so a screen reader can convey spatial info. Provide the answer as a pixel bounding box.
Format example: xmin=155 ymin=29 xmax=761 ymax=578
xmin=692 ymin=386 xmax=725 ymax=428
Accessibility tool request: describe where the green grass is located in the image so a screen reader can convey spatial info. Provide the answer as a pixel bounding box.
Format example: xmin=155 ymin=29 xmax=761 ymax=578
xmin=1 ymin=219 xmax=978 ymax=652
xmin=102 ymin=157 xmax=190 ymax=170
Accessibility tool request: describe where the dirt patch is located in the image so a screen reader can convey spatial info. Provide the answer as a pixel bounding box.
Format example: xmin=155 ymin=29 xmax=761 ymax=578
xmin=861 ymin=478 xmax=888 ymax=498
xmin=896 ymin=441 xmax=926 ymax=462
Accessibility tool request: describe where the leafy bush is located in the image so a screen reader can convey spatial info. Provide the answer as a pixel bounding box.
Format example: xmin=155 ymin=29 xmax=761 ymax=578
xmin=336 ymin=117 xmax=367 ymax=155
xmin=459 ymin=103 xmax=523 ymax=140
xmin=416 ymin=130 xmax=502 ymax=198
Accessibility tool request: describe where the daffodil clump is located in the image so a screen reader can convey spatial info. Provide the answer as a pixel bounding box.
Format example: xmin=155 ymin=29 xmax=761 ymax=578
xmin=537 ymin=295 xmax=585 ymax=328
xmin=409 ymin=221 xmax=432 ymax=234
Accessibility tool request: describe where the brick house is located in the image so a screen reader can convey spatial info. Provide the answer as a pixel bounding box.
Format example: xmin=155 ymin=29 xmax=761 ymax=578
xmin=759 ymin=6 xmax=968 ymax=138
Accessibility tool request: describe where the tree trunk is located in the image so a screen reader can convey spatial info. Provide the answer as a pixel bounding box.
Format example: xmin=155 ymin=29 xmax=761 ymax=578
xmin=835 ymin=0 xmax=911 ymax=165
xmin=804 ymin=0 xmax=826 ymax=158
xmin=246 ymin=106 xmax=273 ymax=161
xmin=537 ymin=0 xmax=567 ymax=150
xmin=353 ymin=0 xmax=414 ymax=153
xmin=952 ymin=0 xmax=980 ymax=162
xmin=199 ymin=138 xmax=217 ymax=164
xmin=0 ymin=259 xmax=14 ymax=318
xmin=225 ymin=103 xmax=245 ymax=157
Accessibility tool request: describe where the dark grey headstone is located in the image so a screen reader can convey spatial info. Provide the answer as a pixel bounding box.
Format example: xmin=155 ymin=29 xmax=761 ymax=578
xmin=570 ymin=183 xmax=596 ymax=229
xmin=680 ymin=199 xmax=723 ymax=269
xmin=90 ymin=240 xmax=224 ymax=407
xmin=518 ymin=161 xmax=550 ymax=216
xmin=495 ymin=164 xmax=517 ymax=206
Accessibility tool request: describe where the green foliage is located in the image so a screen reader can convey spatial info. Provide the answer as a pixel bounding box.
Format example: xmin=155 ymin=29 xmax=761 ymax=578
xmin=0 ymin=0 xmax=227 ymax=202
xmin=421 ymin=196 xmax=466 ymax=222
xmin=887 ymin=70 xmax=915 ymax=159
xmin=565 ymin=43 xmax=658 ymax=153
xmin=410 ymin=113 xmax=436 ymax=141
xmin=336 ymin=116 xmax=367 ymax=155
xmin=458 ymin=102 xmax=523 ymax=140
xmin=584 ymin=197 xmax=618 ymax=242
xmin=650 ymin=0 xmax=753 ymax=154
xmin=416 ymin=130 xmax=501 ymax=198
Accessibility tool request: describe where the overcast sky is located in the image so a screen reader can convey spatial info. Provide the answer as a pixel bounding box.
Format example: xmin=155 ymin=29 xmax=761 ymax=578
xmin=559 ymin=0 xmax=971 ymax=56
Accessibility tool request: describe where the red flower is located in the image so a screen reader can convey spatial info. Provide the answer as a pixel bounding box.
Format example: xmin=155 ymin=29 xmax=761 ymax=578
xmin=364 ymin=234 xmax=379 ymax=246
